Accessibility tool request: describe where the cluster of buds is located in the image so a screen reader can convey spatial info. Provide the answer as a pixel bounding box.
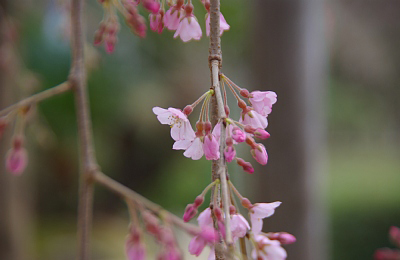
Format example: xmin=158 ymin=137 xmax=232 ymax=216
xmin=94 ymin=0 xmax=230 ymax=52
xmin=153 ymin=74 xmax=277 ymax=175
xmin=374 ymin=226 xmax=400 ymax=260
xmin=180 ymin=180 xmax=295 ymax=259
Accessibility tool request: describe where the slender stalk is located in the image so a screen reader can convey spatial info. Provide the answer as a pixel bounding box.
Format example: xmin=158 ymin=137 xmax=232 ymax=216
xmin=0 ymin=82 xmax=71 ymax=118
xmin=69 ymin=0 xmax=98 ymax=259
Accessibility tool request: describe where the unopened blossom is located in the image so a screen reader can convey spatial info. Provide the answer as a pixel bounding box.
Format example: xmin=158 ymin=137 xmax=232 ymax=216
xmin=266 ymin=232 xmax=296 ymax=245
xmin=237 ymin=158 xmax=254 ymax=174
xmin=203 ymin=134 xmax=220 ymax=160
xmin=205 ymin=12 xmax=230 ymax=36
xmin=224 ymin=146 xmax=236 ymax=162
xmin=251 ymin=144 xmax=268 ymax=165
xmin=183 ymin=204 xmax=198 ymax=222
xmin=174 ymin=5 xmax=202 ymax=42
xmin=6 ymin=147 xmax=28 ymax=175
xmin=231 ymin=214 xmax=250 ymax=240
xmin=250 ymin=201 xmax=281 ymax=235
xmin=250 ymin=91 xmax=277 ymax=117
xmin=125 ymin=231 xmax=146 ymax=260
xmin=232 ymin=127 xmax=246 ymax=143
xmin=142 ymin=0 xmax=160 ymax=13
xmin=240 ymin=110 xmax=268 ymax=130
xmin=153 ymin=107 xmax=195 ymax=141
xmin=150 ymin=12 xmax=164 ymax=34
xmin=252 ymin=235 xmax=287 ymax=260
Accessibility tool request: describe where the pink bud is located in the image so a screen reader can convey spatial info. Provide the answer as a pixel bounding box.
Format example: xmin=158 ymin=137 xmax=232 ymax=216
xmin=244 ymin=125 xmax=256 ymax=134
xmin=224 ymin=146 xmax=236 ymax=163
xmin=245 ymin=136 xmax=257 ymax=148
xmin=142 ymin=0 xmax=160 ymax=13
xmin=183 ymin=204 xmax=197 ymax=222
xmin=224 ymin=105 xmax=230 ymax=117
xmin=213 ymin=207 xmax=223 ymax=221
xmin=203 ymin=134 xmax=220 ymax=160
xmin=194 ymin=195 xmax=204 ymax=207
xmin=251 ymin=144 xmax=268 ymax=165
xmin=126 ymin=229 xmax=146 ymax=260
xmin=183 ymin=105 xmax=193 ymax=115
xmin=226 ymin=136 xmax=233 ymax=147
xmin=229 ymin=205 xmax=236 ymax=215
xmin=239 ymin=89 xmax=250 ymax=98
xmin=236 ymin=158 xmax=254 ymax=174
xmin=204 ymin=121 xmax=212 ymax=134
xmin=232 ymin=127 xmax=245 ymax=143
xmin=267 ymin=232 xmax=296 ymax=244
xmin=254 ymin=129 xmax=270 ymax=139
xmin=143 ymin=211 xmax=161 ymax=237
xmin=6 ymin=147 xmax=28 ymax=175
xmin=241 ymin=198 xmax=253 ymax=208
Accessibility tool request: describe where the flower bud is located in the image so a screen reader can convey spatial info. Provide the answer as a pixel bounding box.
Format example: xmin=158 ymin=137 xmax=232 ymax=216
xmin=238 ymin=100 xmax=247 ymax=110
xmin=142 ymin=0 xmax=160 ymax=13
xmin=184 ymin=3 xmax=193 ymax=14
xmin=254 ymin=129 xmax=270 ymax=139
xmin=183 ymin=105 xmax=193 ymax=115
xmin=251 ymin=144 xmax=268 ymax=165
xmin=232 ymin=127 xmax=246 ymax=143
xmin=213 ymin=207 xmax=223 ymax=221
xmin=224 ymin=105 xmax=230 ymax=117
xmin=229 ymin=205 xmax=236 ymax=215
xmin=6 ymin=147 xmax=28 ymax=175
xmin=183 ymin=204 xmax=198 ymax=222
xmin=266 ymin=232 xmax=296 ymax=244
xmin=194 ymin=195 xmax=204 ymax=207
xmin=204 ymin=121 xmax=212 ymax=134
xmin=224 ymin=146 xmax=236 ymax=163
xmin=244 ymin=125 xmax=256 ymax=134
xmin=245 ymin=136 xmax=257 ymax=148
xmin=241 ymin=198 xmax=252 ymax=209
xmin=143 ymin=211 xmax=161 ymax=237
xmin=239 ymin=88 xmax=250 ymax=98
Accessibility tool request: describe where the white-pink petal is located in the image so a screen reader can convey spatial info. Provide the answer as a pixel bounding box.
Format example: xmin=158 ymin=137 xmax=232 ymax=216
xmin=174 ymin=16 xmax=202 ymax=42
xmin=183 ymin=137 xmax=204 ymax=160
xmin=197 ymin=208 xmax=213 ymax=228
xmin=206 ymin=13 xmax=230 ymax=36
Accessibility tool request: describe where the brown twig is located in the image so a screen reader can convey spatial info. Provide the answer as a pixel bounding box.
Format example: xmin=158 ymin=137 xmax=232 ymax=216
xmin=0 ymin=82 xmax=71 ymax=118
xmin=69 ymin=0 xmax=98 ymax=259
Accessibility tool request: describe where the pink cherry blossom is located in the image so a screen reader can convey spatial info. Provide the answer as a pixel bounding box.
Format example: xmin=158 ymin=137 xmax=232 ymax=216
xmin=153 ymin=107 xmax=195 ymax=141
xmin=251 ymin=144 xmax=268 ymax=165
xmin=150 ymin=12 xmax=164 ymax=34
xmin=164 ymin=7 xmax=182 ymax=30
xmin=250 ymin=201 xmax=281 ymax=235
xmin=183 ymin=137 xmax=204 ymax=160
xmin=254 ymin=128 xmax=270 ymax=139
xmin=188 ymin=226 xmax=217 ymax=257
xmin=250 ymin=91 xmax=277 ymax=117
xmin=240 ymin=110 xmax=268 ymax=129
xmin=142 ymin=0 xmax=160 ymax=13
xmin=183 ymin=204 xmax=198 ymax=222
xmin=203 ymin=134 xmax=220 ymax=160
xmin=212 ymin=122 xmax=234 ymax=142
xmin=6 ymin=147 xmax=28 ymax=175
xmin=252 ymin=235 xmax=287 ymax=260
xmin=231 ymin=214 xmax=250 ymax=240
xmin=205 ymin=12 xmax=230 ymax=36
xmin=197 ymin=208 xmax=213 ymax=228
xmin=266 ymin=232 xmax=297 ymax=245
xmin=224 ymin=146 xmax=236 ymax=162
xmin=174 ymin=15 xmax=202 ymax=42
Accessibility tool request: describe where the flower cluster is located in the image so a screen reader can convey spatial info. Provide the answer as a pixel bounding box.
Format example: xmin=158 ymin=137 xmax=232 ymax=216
xmin=181 ymin=180 xmax=295 ymax=259
xmin=94 ymin=0 xmax=230 ymax=52
xmin=374 ymin=226 xmax=400 ymax=260
xmin=153 ymin=74 xmax=277 ymax=174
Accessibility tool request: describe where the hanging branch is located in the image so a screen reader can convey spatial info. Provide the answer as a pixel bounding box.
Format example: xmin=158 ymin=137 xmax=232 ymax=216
xmin=209 ymin=0 xmax=233 ymax=258
xmin=69 ymin=0 xmax=98 ymax=259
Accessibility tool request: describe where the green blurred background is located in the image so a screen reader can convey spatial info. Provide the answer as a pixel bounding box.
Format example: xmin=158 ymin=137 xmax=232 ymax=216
xmin=1 ymin=0 xmax=400 ymax=259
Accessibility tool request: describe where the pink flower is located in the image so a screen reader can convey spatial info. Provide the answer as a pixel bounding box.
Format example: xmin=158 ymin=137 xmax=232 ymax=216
xmin=240 ymin=110 xmax=268 ymax=129
xmin=205 ymin=12 xmax=230 ymax=36
xmin=224 ymin=146 xmax=236 ymax=162
xmin=183 ymin=204 xmax=198 ymax=222
xmin=6 ymin=147 xmax=28 ymax=175
xmin=142 ymin=0 xmax=160 ymax=13
xmin=250 ymin=91 xmax=277 ymax=117
xmin=232 ymin=127 xmax=246 ymax=143
xmin=266 ymin=232 xmax=296 ymax=245
xmin=231 ymin=214 xmax=250 ymax=240
xmin=188 ymin=226 xmax=217 ymax=257
xmin=250 ymin=201 xmax=281 ymax=235
xmin=197 ymin=208 xmax=213 ymax=228
xmin=125 ymin=231 xmax=146 ymax=260
xmin=174 ymin=15 xmax=202 ymax=42
xmin=251 ymin=144 xmax=268 ymax=165
xmin=182 ymin=137 xmax=204 ymax=160
xmin=203 ymin=134 xmax=220 ymax=160
xmin=153 ymin=107 xmax=195 ymax=142
xmin=150 ymin=12 xmax=164 ymax=34
xmin=164 ymin=7 xmax=182 ymax=30
xmin=252 ymin=235 xmax=287 ymax=260
xmin=212 ymin=122 xmax=234 ymax=143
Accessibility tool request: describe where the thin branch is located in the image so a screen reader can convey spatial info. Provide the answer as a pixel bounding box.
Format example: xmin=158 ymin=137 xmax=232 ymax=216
xmin=69 ymin=0 xmax=98 ymax=259
xmin=92 ymin=171 xmax=200 ymax=235
xmin=0 ymin=82 xmax=71 ymax=118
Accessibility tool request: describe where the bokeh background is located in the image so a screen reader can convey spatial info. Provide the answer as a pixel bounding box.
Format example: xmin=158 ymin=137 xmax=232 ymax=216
xmin=0 ymin=0 xmax=400 ymax=259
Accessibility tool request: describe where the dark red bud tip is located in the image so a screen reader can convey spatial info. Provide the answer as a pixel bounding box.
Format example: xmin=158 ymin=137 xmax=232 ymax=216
xmin=214 ymin=207 xmax=223 ymax=221
xmin=204 ymin=1 xmax=210 ymax=11
xmin=196 ymin=121 xmax=204 ymax=132
xmin=183 ymin=105 xmax=193 ymax=115
xmin=13 ymin=136 xmax=24 ymax=150
xmin=226 ymin=137 xmax=233 ymax=147
xmin=194 ymin=196 xmax=204 ymax=207
xmin=239 ymin=89 xmax=250 ymax=98
xmin=176 ymin=0 xmax=184 ymax=7
xmin=184 ymin=4 xmax=193 ymax=14
xmin=229 ymin=205 xmax=236 ymax=215
xmin=224 ymin=105 xmax=230 ymax=117
xmin=204 ymin=121 xmax=212 ymax=133
xmin=241 ymin=198 xmax=252 ymax=208
xmin=238 ymin=100 xmax=247 ymax=110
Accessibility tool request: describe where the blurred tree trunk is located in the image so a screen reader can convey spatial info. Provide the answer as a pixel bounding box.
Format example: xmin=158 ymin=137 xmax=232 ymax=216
xmin=0 ymin=2 xmax=33 ymax=259
xmin=250 ymin=1 xmax=328 ymax=260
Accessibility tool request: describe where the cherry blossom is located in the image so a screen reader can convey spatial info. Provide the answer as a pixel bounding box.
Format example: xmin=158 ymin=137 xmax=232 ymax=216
xmin=198 ymin=208 xmax=213 ymax=228
xmin=251 ymin=144 xmax=268 ymax=165
xmin=224 ymin=146 xmax=236 ymax=162
xmin=164 ymin=4 xmax=183 ymax=30
xmin=231 ymin=214 xmax=250 ymax=240
xmin=252 ymin=235 xmax=287 ymax=260
xmin=250 ymin=201 xmax=281 ymax=235
xmin=153 ymin=107 xmax=195 ymax=141
xmin=182 ymin=137 xmax=204 ymax=160
xmin=125 ymin=231 xmax=146 ymax=260
xmin=240 ymin=110 xmax=268 ymax=129
xmin=250 ymin=91 xmax=277 ymax=117
xmin=203 ymin=134 xmax=220 ymax=160
xmin=188 ymin=226 xmax=217 ymax=257
xmin=205 ymin=12 xmax=230 ymax=36
xmin=150 ymin=12 xmax=164 ymax=34
xmin=174 ymin=5 xmax=202 ymax=42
